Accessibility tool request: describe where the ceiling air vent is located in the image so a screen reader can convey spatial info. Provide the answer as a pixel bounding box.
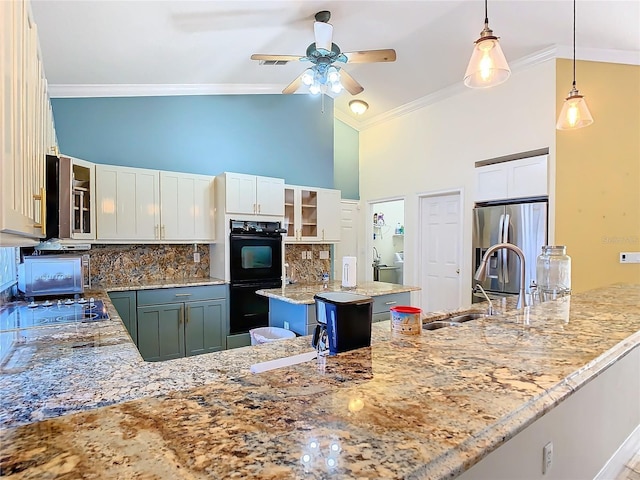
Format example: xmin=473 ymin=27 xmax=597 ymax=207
xmin=259 ymin=60 xmax=289 ymax=66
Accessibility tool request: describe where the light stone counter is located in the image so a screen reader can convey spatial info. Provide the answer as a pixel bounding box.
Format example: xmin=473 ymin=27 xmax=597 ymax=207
xmin=93 ymin=276 xmax=226 ymax=292
xmin=0 ymin=284 xmax=639 ymax=479
xmin=256 ymin=280 xmax=421 ymax=305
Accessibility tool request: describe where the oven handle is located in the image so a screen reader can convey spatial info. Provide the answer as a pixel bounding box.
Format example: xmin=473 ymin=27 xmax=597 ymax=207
xmin=229 ymin=234 xmax=282 ymax=241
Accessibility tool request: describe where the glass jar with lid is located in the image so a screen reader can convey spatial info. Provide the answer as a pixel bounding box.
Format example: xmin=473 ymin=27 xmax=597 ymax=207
xmin=536 ymin=246 xmax=571 ymax=300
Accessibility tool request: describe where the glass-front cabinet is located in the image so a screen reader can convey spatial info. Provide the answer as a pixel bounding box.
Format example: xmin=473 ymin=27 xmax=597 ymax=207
xmin=284 ymin=185 xmax=340 ymax=243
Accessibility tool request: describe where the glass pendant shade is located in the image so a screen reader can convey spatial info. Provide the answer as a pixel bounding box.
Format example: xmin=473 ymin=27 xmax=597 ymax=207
xmin=556 ymin=88 xmax=594 ymax=130
xmin=464 ymin=34 xmax=511 ymax=88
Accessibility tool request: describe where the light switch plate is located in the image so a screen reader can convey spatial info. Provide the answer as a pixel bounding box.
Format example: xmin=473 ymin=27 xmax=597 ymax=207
xmin=620 ymin=252 xmax=640 ymax=263
xmin=306 ymin=251 xmax=312 ymax=259
xmin=319 ymin=250 xmax=329 ymax=260
xmin=193 ymin=252 xmax=200 ymax=263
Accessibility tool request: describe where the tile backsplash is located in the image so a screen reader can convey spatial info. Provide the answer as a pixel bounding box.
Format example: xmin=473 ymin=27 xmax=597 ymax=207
xmin=285 ymin=244 xmax=332 ymax=283
xmin=86 ymin=244 xmax=210 ymax=285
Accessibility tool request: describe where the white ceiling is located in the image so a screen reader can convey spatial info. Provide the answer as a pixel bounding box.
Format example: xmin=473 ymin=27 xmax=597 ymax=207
xmin=31 ymin=1 xmax=640 ymax=127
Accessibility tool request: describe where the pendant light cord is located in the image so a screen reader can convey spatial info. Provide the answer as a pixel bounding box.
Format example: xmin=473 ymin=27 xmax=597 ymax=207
xmin=484 ymin=0 xmax=489 ymax=25
xmin=572 ymin=0 xmax=576 ymax=87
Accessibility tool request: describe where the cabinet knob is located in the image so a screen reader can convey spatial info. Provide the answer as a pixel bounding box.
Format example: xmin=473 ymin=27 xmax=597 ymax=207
xmin=322 ymin=228 xmax=325 ymax=240
xmin=385 ymin=301 xmax=397 ymax=305
xmin=155 ymin=225 xmax=159 ymax=239
xmin=161 ymin=225 xmax=166 ymax=239
xmin=179 ymin=308 xmax=184 ymax=325
xmin=186 ymin=305 xmax=190 ymax=323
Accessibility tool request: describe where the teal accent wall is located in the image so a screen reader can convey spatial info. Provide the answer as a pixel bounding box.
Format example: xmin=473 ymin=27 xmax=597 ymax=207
xmin=51 ymin=95 xmax=334 ymax=188
xmin=333 ymin=119 xmax=359 ymax=199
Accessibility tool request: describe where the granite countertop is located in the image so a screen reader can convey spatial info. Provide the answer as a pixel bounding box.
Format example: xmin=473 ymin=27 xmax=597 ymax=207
xmin=1 ymin=284 xmax=639 ymax=479
xmin=257 ymin=280 xmax=421 ymax=304
xmin=94 ymin=276 xmax=226 ymax=292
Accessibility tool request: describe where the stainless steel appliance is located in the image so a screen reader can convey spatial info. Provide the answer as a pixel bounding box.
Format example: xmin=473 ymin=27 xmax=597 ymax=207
xmin=472 ymin=200 xmax=547 ymax=301
xmin=228 ymin=220 xmax=285 ymax=337
xmin=17 ymin=254 xmax=91 ymax=297
xmin=313 ymin=292 xmax=373 ymax=355
xmin=0 ymin=298 xmax=109 ymax=333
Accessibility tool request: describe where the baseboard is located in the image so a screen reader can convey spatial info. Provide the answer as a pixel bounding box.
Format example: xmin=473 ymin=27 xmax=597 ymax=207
xmin=595 ymin=423 xmax=640 ymax=480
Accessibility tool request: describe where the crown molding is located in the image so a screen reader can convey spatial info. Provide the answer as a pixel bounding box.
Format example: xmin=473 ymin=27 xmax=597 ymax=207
xmin=555 ymin=46 xmax=640 ymax=65
xmin=48 ymin=83 xmax=285 ymax=98
xmin=334 ymin=108 xmax=361 ymax=130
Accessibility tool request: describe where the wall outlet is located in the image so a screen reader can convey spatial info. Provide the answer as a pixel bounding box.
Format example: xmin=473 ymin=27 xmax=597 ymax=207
xmin=284 ymin=321 xmax=289 ymax=330
xmin=193 ymin=252 xmax=200 ymax=263
xmin=319 ymin=250 xmax=329 ymax=260
xmin=620 ymin=252 xmax=640 ymax=263
xmin=542 ymin=441 xmax=553 ymax=474
xmin=306 ymin=251 xmax=313 ymax=259
xmin=302 ymin=252 xmax=307 ymax=260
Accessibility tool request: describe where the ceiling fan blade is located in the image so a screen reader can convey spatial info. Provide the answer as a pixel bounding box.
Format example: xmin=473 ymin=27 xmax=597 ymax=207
xmin=313 ymin=21 xmax=333 ymax=51
xmin=343 ymin=49 xmax=397 ymax=64
xmin=282 ymin=73 xmax=304 ymax=94
xmin=251 ymin=54 xmax=303 ymax=62
xmin=339 ymin=69 xmax=364 ymax=95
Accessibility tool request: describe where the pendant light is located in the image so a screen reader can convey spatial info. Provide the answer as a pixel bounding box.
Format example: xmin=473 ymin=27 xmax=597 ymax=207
xmin=464 ymin=0 xmax=511 ymax=88
xmin=556 ymin=0 xmax=594 ymax=130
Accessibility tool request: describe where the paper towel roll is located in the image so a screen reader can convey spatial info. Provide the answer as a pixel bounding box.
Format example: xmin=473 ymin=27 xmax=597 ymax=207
xmin=342 ymin=256 xmax=357 ymax=288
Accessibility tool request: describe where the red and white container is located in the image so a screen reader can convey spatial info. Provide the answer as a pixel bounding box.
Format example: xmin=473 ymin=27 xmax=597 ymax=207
xmin=390 ymin=306 xmax=422 ymax=335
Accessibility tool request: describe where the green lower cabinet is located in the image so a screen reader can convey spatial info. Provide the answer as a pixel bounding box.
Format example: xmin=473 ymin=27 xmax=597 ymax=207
xmin=108 ymin=291 xmax=137 ymax=344
xmin=184 ymin=299 xmax=226 ymax=356
xmin=137 ymin=303 xmax=186 ymax=362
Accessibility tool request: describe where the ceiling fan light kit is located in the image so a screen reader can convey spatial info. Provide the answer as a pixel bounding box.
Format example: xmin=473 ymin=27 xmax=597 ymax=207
xmin=556 ymin=0 xmax=594 ymax=130
xmin=464 ymin=0 xmax=511 ymax=89
xmin=349 ymin=99 xmax=369 ymax=115
xmin=250 ymin=10 xmax=396 ymax=98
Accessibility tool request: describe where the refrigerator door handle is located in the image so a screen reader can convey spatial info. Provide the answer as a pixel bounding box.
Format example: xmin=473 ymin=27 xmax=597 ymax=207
xmin=497 ymin=214 xmax=505 ymax=283
xmin=502 ymin=213 xmax=510 ymax=283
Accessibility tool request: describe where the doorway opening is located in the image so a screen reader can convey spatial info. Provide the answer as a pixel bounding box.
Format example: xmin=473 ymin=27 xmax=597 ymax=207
xmin=370 ymin=198 xmax=405 ymax=285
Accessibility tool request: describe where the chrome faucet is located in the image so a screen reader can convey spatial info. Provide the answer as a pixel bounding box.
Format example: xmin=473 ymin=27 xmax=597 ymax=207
xmin=473 ymin=283 xmax=494 ymax=315
xmin=474 ymin=242 xmax=530 ymax=309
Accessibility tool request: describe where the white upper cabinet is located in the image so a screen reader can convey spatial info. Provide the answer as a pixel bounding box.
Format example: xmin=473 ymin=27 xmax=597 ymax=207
xmin=284 ymin=185 xmax=341 ymax=243
xmin=1 ymin=0 xmax=57 ymax=241
xmin=97 ymin=165 xmax=215 ymax=242
xmin=317 ymin=188 xmax=341 ymax=242
xmin=475 ymin=155 xmax=548 ymax=202
xmin=65 ymin=156 xmax=96 ymax=240
xmin=96 ymin=165 xmax=160 ymax=241
xmin=160 ymin=171 xmax=214 ymax=242
xmin=221 ymin=172 xmax=284 ymax=217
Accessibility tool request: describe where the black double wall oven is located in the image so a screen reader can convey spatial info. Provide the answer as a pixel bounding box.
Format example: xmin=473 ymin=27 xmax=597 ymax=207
xmin=228 ymin=220 xmax=284 ymax=336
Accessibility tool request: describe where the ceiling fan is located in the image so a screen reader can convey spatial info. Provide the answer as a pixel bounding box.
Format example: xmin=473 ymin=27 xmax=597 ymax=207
xmin=251 ymin=11 xmax=396 ymax=96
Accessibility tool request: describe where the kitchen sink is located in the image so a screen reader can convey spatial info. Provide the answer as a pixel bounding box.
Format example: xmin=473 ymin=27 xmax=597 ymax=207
xmin=423 ymin=321 xmax=464 ymax=330
xmin=446 ymin=313 xmax=487 ymax=323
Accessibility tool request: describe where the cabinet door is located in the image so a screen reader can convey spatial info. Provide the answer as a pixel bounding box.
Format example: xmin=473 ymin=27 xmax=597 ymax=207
xmin=0 ymin=1 xmax=46 ymax=240
xmin=184 ymin=299 xmax=226 ymax=356
xmin=225 ymin=172 xmax=256 ymax=215
xmin=256 ymin=176 xmax=284 ymax=216
xmin=108 ymin=291 xmax=137 ymax=344
xmin=283 ymin=187 xmax=298 ymax=241
xmin=96 ymin=165 xmax=159 ymax=240
xmin=317 ymin=189 xmax=341 ymax=242
xmin=137 ymin=303 xmax=185 ymax=362
xmin=508 ymin=155 xmax=548 ymax=199
xmin=299 ymin=188 xmax=319 ymax=240
xmin=160 ymin=171 xmax=214 ymax=242
xmin=69 ymin=157 xmax=96 ymax=240
xmin=475 ymin=164 xmax=509 ymax=202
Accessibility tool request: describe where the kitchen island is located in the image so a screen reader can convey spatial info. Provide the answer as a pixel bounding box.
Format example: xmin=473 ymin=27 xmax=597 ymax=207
xmin=1 ymin=284 xmax=639 ymax=479
xmin=257 ymin=280 xmax=421 ymax=335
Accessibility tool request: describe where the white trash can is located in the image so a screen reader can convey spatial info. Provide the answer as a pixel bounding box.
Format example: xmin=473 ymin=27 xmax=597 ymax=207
xmin=249 ymin=327 xmax=296 ymax=345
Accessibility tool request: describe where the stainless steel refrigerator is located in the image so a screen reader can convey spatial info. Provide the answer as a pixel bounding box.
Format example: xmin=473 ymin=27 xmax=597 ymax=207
xmin=472 ymin=201 xmax=547 ymax=301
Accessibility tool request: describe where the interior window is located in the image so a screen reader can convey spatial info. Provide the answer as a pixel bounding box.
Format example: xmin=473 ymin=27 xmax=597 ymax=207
xmin=0 ymin=247 xmax=18 ymax=292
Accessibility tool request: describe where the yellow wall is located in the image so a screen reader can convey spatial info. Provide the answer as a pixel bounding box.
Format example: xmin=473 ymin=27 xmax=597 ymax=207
xmin=555 ymin=60 xmax=640 ymax=293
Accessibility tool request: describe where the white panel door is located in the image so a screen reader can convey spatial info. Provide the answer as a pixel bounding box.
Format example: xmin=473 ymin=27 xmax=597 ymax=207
xmin=224 ymin=172 xmax=256 ymax=215
xmin=317 ymin=189 xmax=341 ymax=242
xmin=419 ymin=192 xmax=462 ymax=312
xmin=334 ymin=200 xmax=359 ymax=280
xmin=256 ymin=176 xmax=284 ymax=216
